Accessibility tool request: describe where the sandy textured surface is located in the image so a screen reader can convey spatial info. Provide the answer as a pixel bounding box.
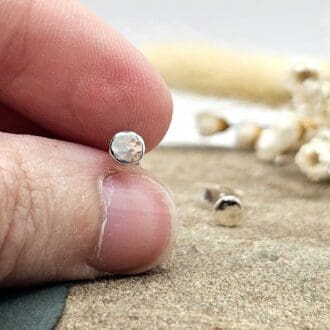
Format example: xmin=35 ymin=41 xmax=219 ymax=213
xmin=58 ymin=148 xmax=330 ymax=329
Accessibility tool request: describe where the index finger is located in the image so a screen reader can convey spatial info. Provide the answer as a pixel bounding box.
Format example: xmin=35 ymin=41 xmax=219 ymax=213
xmin=0 ymin=0 xmax=172 ymax=151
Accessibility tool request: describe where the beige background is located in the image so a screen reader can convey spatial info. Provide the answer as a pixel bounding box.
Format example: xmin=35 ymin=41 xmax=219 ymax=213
xmin=58 ymin=148 xmax=330 ymax=329
xmin=81 ymin=0 xmax=330 ymax=56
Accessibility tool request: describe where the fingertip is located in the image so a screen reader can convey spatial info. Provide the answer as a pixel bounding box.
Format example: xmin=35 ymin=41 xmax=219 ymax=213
xmin=94 ymin=172 xmax=177 ymax=274
xmin=132 ymin=64 xmax=173 ymax=151
xmin=0 ymin=0 xmax=173 ymax=151
xmin=110 ymin=48 xmax=174 ymax=151
xmin=73 ymin=41 xmax=173 ymax=151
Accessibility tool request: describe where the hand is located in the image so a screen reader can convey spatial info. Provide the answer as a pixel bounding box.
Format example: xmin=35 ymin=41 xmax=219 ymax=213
xmin=0 ymin=0 xmax=176 ymax=287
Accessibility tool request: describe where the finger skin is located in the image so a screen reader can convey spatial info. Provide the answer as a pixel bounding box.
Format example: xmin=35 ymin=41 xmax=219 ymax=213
xmin=0 ymin=0 xmax=172 ymax=151
xmin=0 ymin=133 xmax=176 ymax=287
xmin=0 ymin=103 xmax=48 ymax=135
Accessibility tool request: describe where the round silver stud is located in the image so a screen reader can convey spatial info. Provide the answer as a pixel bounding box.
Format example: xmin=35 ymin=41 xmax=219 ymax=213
xmin=213 ymin=195 xmax=243 ymax=227
xmin=109 ymin=131 xmax=145 ymax=165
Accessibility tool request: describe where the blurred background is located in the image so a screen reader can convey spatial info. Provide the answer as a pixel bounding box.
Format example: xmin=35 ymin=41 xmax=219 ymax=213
xmin=80 ymin=1 xmax=330 ymax=147
xmin=81 ymin=0 xmax=330 ymax=56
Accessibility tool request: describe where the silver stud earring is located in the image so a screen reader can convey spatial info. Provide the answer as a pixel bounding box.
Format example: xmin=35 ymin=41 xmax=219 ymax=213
xmin=109 ymin=131 xmax=145 ymax=165
xmin=203 ymin=185 xmax=244 ymax=227
xmin=213 ymin=194 xmax=243 ymax=227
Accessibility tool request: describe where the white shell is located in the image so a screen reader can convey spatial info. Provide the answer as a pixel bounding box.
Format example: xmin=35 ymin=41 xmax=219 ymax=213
xmin=295 ymin=129 xmax=330 ymax=182
xmin=235 ymin=123 xmax=261 ymax=149
xmin=196 ymin=112 xmax=227 ymax=136
xmin=273 ymin=111 xmax=302 ymax=150
xmin=255 ymin=129 xmax=284 ymax=162
xmin=288 ymin=65 xmax=330 ymax=127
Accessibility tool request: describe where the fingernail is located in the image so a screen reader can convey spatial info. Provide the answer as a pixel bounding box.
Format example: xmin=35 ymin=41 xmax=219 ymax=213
xmin=96 ymin=173 xmax=177 ymax=274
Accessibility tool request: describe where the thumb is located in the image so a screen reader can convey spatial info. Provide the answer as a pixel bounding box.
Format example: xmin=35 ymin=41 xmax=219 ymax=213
xmin=0 ymin=133 xmax=177 ymax=287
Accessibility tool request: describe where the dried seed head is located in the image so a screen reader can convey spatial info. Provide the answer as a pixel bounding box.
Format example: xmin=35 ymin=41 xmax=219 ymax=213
xmin=196 ymin=112 xmax=229 ymax=136
xmin=295 ymin=129 xmax=330 ymax=182
xmin=235 ymin=123 xmax=262 ymax=149
xmin=213 ymin=195 xmax=243 ymax=227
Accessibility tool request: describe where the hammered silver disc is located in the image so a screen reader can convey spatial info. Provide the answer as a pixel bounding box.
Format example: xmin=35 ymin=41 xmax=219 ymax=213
xmin=109 ymin=131 xmax=145 ymax=165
